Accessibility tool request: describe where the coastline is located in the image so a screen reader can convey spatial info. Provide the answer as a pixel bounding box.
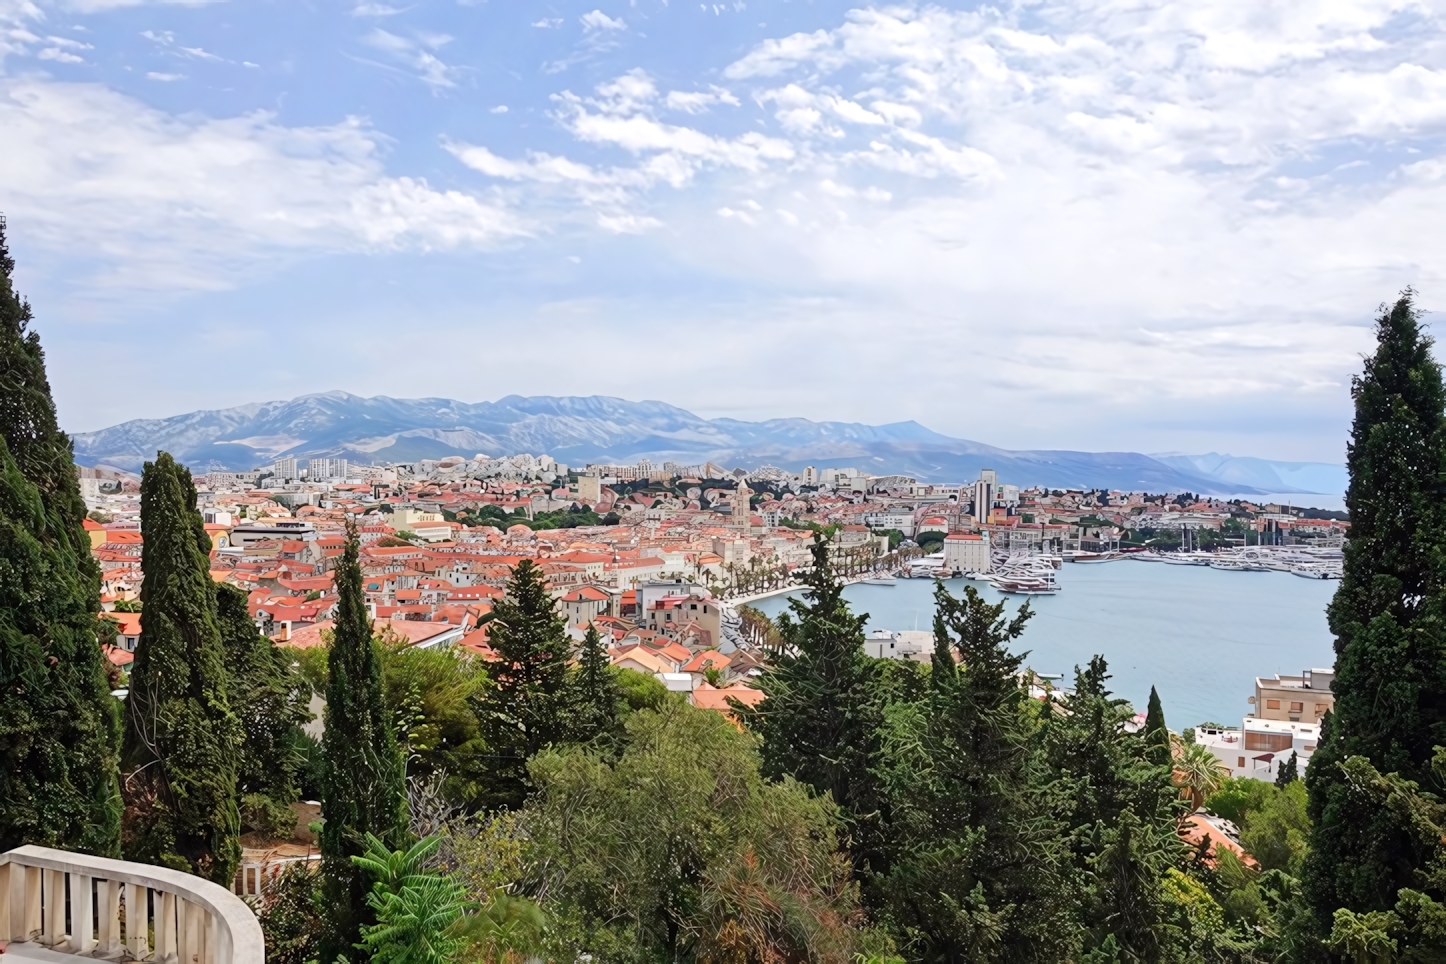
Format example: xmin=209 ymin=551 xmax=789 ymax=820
xmin=724 ymin=573 xmax=881 ymax=608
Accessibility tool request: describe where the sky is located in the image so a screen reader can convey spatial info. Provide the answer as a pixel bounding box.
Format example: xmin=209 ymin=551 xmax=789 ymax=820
xmin=3 ymin=0 xmax=1443 ymax=463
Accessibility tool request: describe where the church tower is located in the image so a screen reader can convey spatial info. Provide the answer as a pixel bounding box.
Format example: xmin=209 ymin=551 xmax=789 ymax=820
xmin=732 ymin=479 xmax=752 ymax=528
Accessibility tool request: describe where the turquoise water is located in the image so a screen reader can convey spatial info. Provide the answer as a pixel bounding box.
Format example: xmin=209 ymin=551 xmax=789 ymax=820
xmin=749 ymin=562 xmax=1338 ymax=729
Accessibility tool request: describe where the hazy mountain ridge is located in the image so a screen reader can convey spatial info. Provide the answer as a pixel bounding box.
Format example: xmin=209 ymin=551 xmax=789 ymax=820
xmin=70 ymin=392 xmax=1343 ymax=496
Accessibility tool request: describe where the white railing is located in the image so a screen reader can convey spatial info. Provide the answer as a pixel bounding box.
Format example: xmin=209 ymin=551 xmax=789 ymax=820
xmin=0 ymin=846 xmax=264 ymax=964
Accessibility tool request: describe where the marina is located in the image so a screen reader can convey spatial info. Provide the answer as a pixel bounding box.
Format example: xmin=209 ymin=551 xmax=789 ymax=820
xmin=750 ymin=557 xmax=1337 ymax=727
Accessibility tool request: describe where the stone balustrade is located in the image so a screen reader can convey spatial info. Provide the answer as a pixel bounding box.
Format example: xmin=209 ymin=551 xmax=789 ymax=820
xmin=0 ymin=846 xmax=264 ymax=964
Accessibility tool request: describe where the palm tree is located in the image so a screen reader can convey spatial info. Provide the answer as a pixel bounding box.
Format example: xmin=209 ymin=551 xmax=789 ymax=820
xmin=1172 ymin=740 xmax=1228 ymax=815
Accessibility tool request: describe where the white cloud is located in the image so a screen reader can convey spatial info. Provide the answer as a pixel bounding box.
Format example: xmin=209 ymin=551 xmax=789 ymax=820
xmin=532 ymin=17 xmax=562 ymax=28
xmin=665 ymin=85 xmax=740 ymax=113
xmin=145 ymin=70 xmax=183 ymax=81
xmin=580 ymin=9 xmax=625 ymax=32
xmin=361 ymin=28 xmax=459 ymax=90
xmin=489 ymin=104 xmax=507 ymax=113
xmin=351 ymin=3 xmax=406 ymax=16
xmin=0 ymin=78 xmax=523 ymax=288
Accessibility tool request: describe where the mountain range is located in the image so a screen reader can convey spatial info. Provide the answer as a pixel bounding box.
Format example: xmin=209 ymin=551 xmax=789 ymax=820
xmin=69 ymin=392 xmax=1347 ymax=498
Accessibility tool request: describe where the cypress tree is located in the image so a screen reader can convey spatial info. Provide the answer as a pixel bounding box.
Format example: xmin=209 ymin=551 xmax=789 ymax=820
xmin=216 ymin=582 xmax=310 ymax=834
xmin=475 ymin=557 xmax=571 ymax=811
xmin=1143 ymin=685 xmax=1171 ymax=769
xmin=1305 ymin=291 xmax=1446 ymax=922
xmin=1275 ymin=751 xmax=1298 ymax=788
xmin=875 ymin=584 xmax=1075 ymax=960
xmin=570 ymin=622 xmax=621 ymax=745
xmin=122 ymin=452 xmax=241 ymax=882
xmin=0 ymin=218 xmax=121 ymax=855
xmin=319 ymin=523 xmax=405 ymax=962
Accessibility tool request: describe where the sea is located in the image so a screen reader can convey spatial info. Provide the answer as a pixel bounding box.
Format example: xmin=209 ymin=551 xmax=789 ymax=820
xmin=748 ymin=561 xmax=1338 ymax=729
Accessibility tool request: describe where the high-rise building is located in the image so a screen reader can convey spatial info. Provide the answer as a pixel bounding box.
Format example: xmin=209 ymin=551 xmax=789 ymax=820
xmin=307 ymin=458 xmax=348 ymax=480
xmin=973 ymin=468 xmax=997 ymax=525
xmin=273 ymin=457 xmax=297 ymax=480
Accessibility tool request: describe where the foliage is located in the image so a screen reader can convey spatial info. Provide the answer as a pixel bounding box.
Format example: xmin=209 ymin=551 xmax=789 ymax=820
xmin=319 ymin=523 xmax=406 ymax=962
xmin=1276 ymin=750 xmax=1300 ymax=788
xmin=474 ymin=558 xmax=572 ymax=811
xmin=1143 ymin=686 xmax=1170 ymax=768
xmin=355 ymin=833 xmax=470 ymax=964
xmin=1240 ymin=779 xmax=1311 ymax=876
xmin=216 ymin=582 xmax=310 ymax=831
xmin=0 ymin=216 xmax=120 ymax=855
xmin=121 ymin=452 xmax=240 ymax=883
xmin=380 ymin=632 xmax=489 ymax=807
xmin=735 ymin=604 xmax=786 ymax=653
xmin=568 ymin=623 xmax=623 ymax=747
xmin=614 ymin=666 xmax=668 ymax=713
xmin=525 ymin=701 xmax=860 ymax=964
xmin=1204 ymin=776 xmax=1275 ymax=827
xmin=256 ymin=862 xmax=323 ymax=964
xmin=1307 ymin=289 xmax=1446 ymax=925
xmin=740 ymin=541 xmax=888 ymax=880
xmin=1174 ymin=741 xmax=1229 ymax=814
xmin=873 ymin=582 xmax=1076 ymax=962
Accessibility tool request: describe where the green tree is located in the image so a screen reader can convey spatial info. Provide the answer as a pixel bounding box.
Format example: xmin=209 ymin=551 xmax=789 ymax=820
xmin=320 ymin=524 xmax=406 ymax=962
xmin=0 ymin=219 xmax=121 ymax=855
xmin=874 ymin=583 xmax=1075 ymax=961
xmin=122 ymin=453 xmax=241 ymax=882
xmin=1240 ymin=779 xmax=1311 ymax=876
xmin=1143 ymin=686 xmax=1170 ymax=769
xmin=525 ymin=701 xmax=860 ymax=963
xmin=474 ymin=558 xmax=571 ymax=811
xmin=216 ymin=582 xmax=310 ymax=838
xmin=1276 ymin=750 xmax=1299 ymax=788
xmin=740 ymin=541 xmax=886 ymax=878
xmin=353 ymin=834 xmax=468 ymax=964
xmin=1306 ymin=291 xmax=1446 ymax=923
xmin=569 ymin=623 xmax=621 ymax=746
xmin=379 ymin=629 xmax=488 ymax=807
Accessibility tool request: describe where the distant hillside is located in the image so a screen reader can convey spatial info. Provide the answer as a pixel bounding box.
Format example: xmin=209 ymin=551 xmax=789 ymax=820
xmin=70 ymin=392 xmax=1342 ymax=497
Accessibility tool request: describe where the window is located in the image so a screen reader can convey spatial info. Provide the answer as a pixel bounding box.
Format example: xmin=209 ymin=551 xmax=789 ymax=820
xmin=1245 ymin=732 xmax=1295 ymax=752
xmin=1304 ymin=745 xmax=1316 ymax=752
xmin=1316 ymin=703 xmax=1329 ymax=715
xmin=1291 ymin=702 xmax=1304 ymax=712
xmin=1238 ymin=757 xmax=1246 ymax=768
xmin=1266 ymin=699 xmax=1281 ymax=710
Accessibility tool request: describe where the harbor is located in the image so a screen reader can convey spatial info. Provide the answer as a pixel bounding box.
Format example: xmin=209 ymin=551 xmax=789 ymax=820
xmin=749 ymin=557 xmax=1337 ymax=727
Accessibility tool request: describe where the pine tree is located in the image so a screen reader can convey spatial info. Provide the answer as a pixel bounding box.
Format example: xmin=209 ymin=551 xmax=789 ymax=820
xmin=570 ymin=622 xmax=620 ymax=745
xmin=216 ymin=582 xmax=310 ymax=835
xmin=475 ymin=558 xmax=571 ymax=811
xmin=738 ymin=540 xmax=887 ymax=877
xmin=320 ymin=524 xmax=405 ymax=962
xmin=1305 ymin=291 xmax=1446 ymax=922
xmin=122 ymin=453 xmax=241 ymax=882
xmin=875 ymin=583 xmax=1075 ymax=960
xmin=0 ymin=220 xmax=121 ymax=855
xmin=1276 ymin=751 xmax=1299 ymax=788
xmin=1143 ymin=685 xmax=1171 ymax=769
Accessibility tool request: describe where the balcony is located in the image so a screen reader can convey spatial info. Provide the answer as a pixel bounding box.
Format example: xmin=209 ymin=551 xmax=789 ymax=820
xmin=0 ymin=846 xmax=264 ymax=964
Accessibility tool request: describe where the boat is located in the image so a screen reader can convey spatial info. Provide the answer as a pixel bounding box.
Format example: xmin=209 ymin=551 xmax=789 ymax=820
xmin=1128 ymin=551 xmax=1166 ymax=562
xmin=862 ymin=576 xmax=897 ymax=586
xmin=993 ymin=573 xmax=1061 ymax=595
xmin=1162 ymin=554 xmax=1211 ymax=566
xmin=1290 ymin=566 xmax=1342 ymax=580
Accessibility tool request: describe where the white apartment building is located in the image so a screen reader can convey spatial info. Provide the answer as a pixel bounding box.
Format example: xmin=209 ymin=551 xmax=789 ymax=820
xmin=307 ymin=458 xmax=348 ymax=480
xmin=273 ymin=457 xmax=298 ymax=480
xmin=943 ymin=531 xmax=990 ymax=573
xmin=1196 ymin=717 xmax=1321 ymax=782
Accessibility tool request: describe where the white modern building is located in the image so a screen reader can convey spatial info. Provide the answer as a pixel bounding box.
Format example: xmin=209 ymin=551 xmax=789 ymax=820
xmin=1196 ymin=717 xmax=1321 ymax=782
xmin=943 ymin=531 xmax=991 ymax=573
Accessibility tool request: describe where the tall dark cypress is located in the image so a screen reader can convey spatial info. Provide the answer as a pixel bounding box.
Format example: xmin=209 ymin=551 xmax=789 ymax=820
xmin=0 ymin=218 xmax=121 ymax=855
xmin=1143 ymin=686 xmax=1170 ymax=769
xmin=122 ymin=453 xmax=241 ymax=882
xmin=1305 ymin=291 xmax=1446 ymax=922
xmin=739 ymin=540 xmax=885 ymax=876
xmin=319 ymin=524 xmax=404 ymax=961
xmin=216 ymin=583 xmax=309 ymax=827
xmin=476 ymin=557 xmax=571 ymax=811
xmin=570 ymin=622 xmax=620 ymax=745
